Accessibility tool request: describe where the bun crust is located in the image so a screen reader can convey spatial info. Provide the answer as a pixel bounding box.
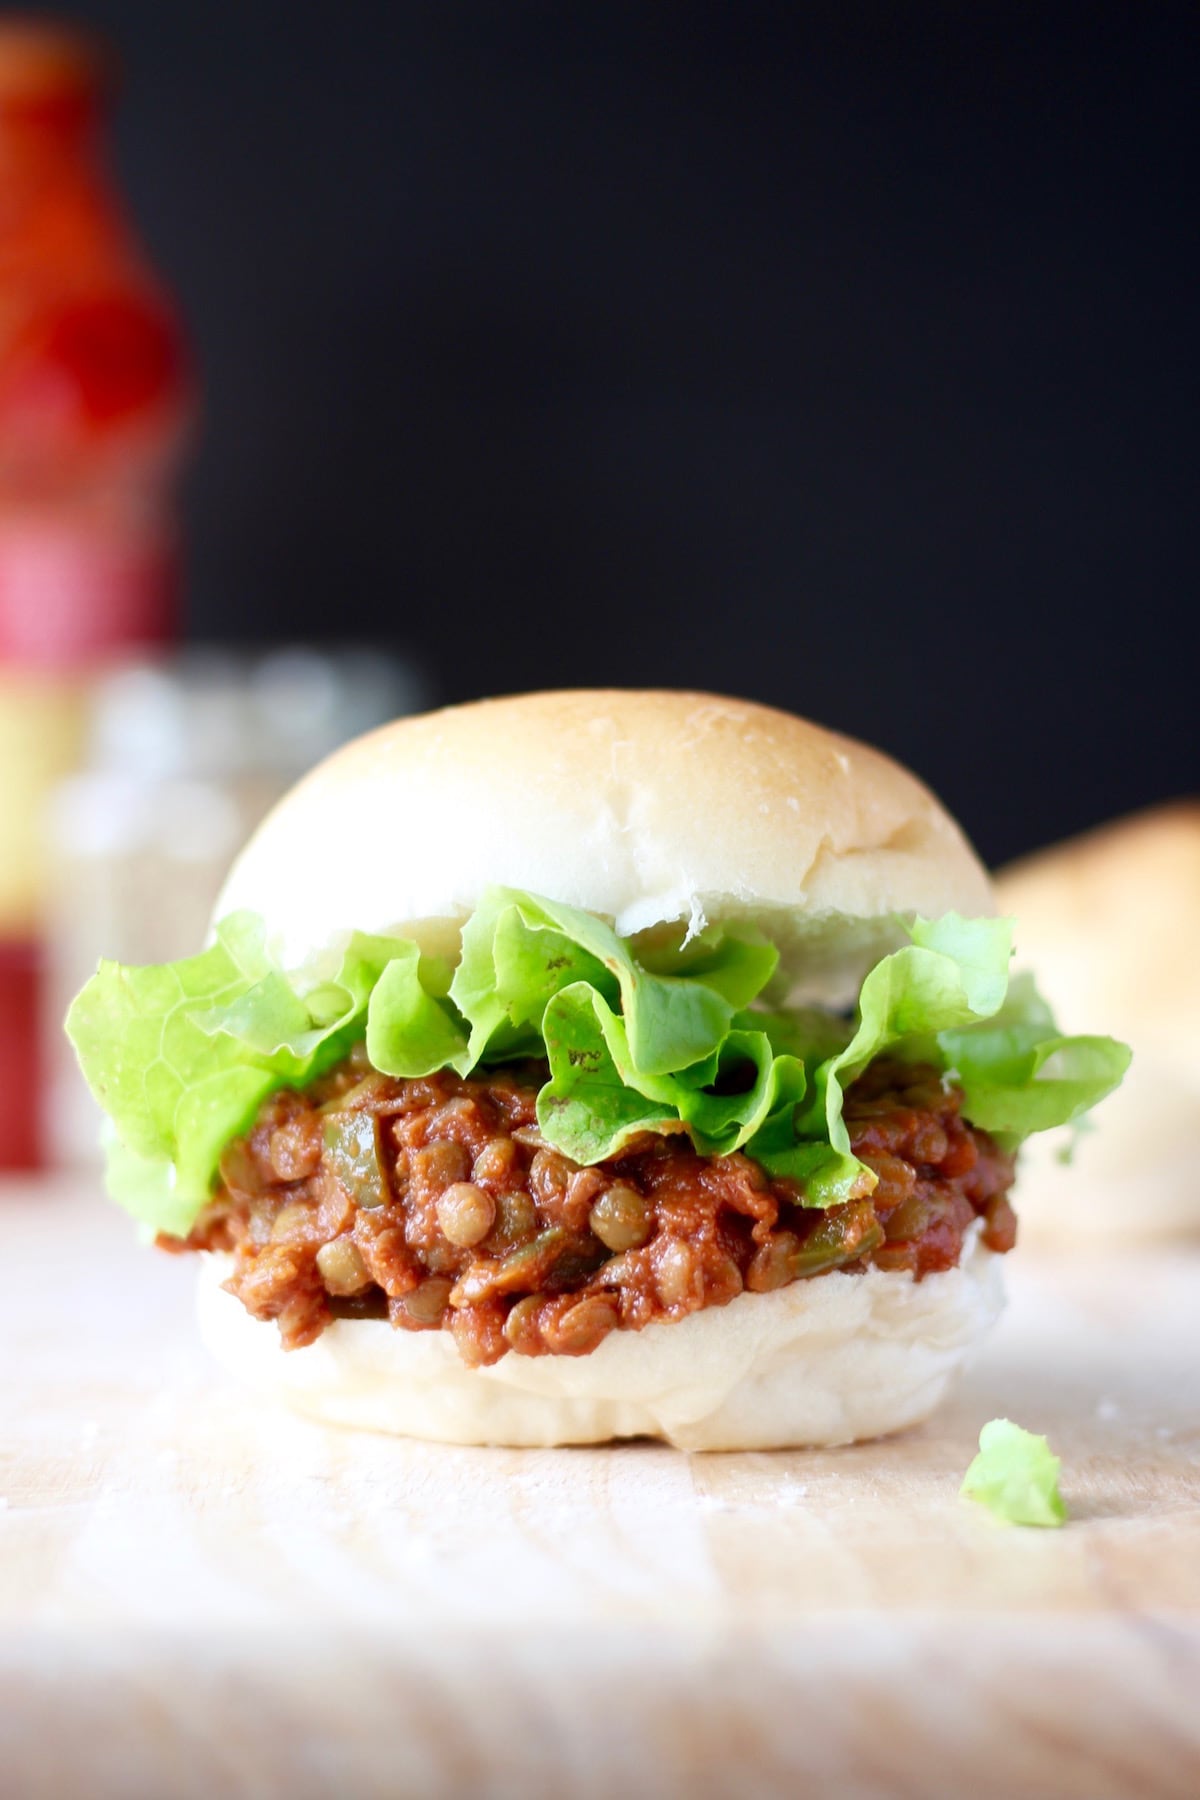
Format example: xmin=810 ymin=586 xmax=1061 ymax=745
xmin=997 ymin=802 xmax=1200 ymax=1242
xmin=218 ymin=690 xmax=992 ymax=1001
xmin=196 ymin=1229 xmax=1002 ymax=1451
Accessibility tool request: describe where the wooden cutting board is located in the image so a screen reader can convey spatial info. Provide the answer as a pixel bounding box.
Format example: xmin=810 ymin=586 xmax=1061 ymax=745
xmin=3 ymin=1179 xmax=1198 ymax=1799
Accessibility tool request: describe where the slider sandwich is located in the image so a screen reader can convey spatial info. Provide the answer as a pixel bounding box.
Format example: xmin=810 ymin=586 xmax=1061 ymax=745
xmin=997 ymin=802 xmax=1198 ymax=1243
xmin=67 ymin=691 xmax=1128 ymax=1448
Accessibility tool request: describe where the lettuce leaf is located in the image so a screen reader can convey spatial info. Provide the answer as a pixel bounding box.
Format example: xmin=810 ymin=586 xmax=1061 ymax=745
xmin=939 ymin=973 xmax=1131 ymax=1143
xmin=65 ymin=888 xmax=1129 ymax=1236
xmin=960 ymin=1418 xmax=1068 ymax=1527
xmin=447 ymin=887 xmax=778 ymax=1074
xmin=364 ymin=946 xmax=471 ymax=1077
xmin=753 ymin=914 xmax=1019 ymax=1203
xmin=66 ymin=915 xmax=428 ymax=1228
xmin=538 ymin=984 xmax=809 ymax=1163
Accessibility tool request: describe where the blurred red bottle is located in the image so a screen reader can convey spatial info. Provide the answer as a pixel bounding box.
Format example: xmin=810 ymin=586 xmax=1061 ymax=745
xmin=0 ymin=20 xmax=191 ymax=1166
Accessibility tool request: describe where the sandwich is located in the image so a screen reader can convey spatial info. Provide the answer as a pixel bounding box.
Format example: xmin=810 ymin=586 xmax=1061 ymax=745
xmin=66 ymin=690 xmax=1128 ymax=1448
xmin=997 ymin=801 xmax=1198 ymax=1243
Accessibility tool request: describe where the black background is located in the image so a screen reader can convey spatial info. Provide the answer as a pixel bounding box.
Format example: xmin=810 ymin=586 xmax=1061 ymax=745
xmin=67 ymin=1 xmax=1198 ymax=866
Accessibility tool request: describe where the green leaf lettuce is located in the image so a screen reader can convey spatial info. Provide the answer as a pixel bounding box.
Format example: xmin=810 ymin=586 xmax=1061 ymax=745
xmin=64 ymin=889 xmax=1129 ymax=1236
xmin=960 ymin=1418 xmax=1068 ymax=1527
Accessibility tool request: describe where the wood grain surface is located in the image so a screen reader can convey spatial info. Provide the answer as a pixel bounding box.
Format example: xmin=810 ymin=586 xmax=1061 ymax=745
xmin=3 ymin=1179 xmax=1199 ymax=1799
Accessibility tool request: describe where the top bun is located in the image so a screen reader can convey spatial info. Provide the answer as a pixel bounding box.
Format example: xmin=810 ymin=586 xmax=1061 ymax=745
xmin=218 ymin=690 xmax=992 ymax=1000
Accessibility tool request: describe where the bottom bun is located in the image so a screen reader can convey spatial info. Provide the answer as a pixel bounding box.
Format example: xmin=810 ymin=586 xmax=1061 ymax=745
xmin=196 ymin=1225 xmax=1002 ymax=1450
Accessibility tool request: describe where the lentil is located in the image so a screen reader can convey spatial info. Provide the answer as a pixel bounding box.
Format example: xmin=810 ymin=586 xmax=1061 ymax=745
xmin=540 ymin=1295 xmax=620 ymax=1356
xmin=588 ymin=1183 xmax=651 ymax=1252
xmin=396 ymin=1276 xmax=454 ymax=1326
xmin=314 ymin=1236 xmax=370 ymax=1295
xmin=268 ymin=1115 xmax=323 ymax=1183
xmin=436 ymin=1182 xmax=496 ymax=1248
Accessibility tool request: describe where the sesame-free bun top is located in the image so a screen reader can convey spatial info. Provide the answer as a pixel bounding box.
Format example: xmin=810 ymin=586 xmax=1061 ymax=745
xmin=219 ymin=690 xmax=993 ymax=997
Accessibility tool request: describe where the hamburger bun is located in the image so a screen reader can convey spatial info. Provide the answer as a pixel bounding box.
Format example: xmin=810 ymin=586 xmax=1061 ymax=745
xmin=997 ymin=802 xmax=1200 ymax=1243
xmin=206 ymin=690 xmax=1001 ymax=1448
xmin=197 ymin=1225 xmax=1002 ymax=1450
xmin=218 ymin=689 xmax=993 ymax=1005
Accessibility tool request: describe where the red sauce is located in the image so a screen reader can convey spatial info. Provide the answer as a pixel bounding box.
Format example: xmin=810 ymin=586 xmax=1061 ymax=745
xmin=167 ymin=1052 xmax=1018 ymax=1366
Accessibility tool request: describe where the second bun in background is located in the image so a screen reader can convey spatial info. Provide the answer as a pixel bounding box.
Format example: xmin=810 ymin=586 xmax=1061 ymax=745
xmin=997 ymin=802 xmax=1200 ymax=1244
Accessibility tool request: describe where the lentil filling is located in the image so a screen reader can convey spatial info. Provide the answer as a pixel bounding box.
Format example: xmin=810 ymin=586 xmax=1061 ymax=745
xmin=166 ymin=1050 xmax=1017 ymax=1366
